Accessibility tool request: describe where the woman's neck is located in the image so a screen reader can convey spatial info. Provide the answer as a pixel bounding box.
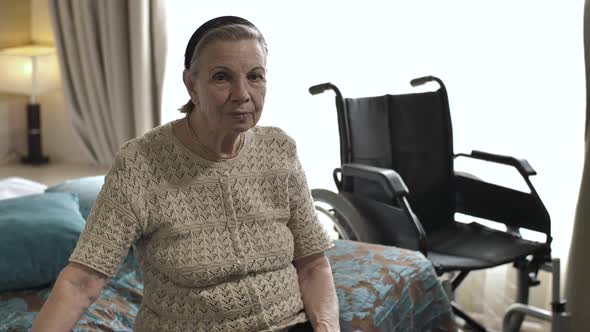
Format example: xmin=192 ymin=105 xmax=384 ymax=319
xmin=186 ymin=112 xmax=242 ymax=158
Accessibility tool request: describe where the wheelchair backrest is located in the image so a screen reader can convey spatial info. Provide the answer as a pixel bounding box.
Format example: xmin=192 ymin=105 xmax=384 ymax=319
xmin=343 ymin=90 xmax=455 ymax=232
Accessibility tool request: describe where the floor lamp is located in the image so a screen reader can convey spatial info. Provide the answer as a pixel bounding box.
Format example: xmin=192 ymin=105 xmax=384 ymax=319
xmin=0 ymin=45 xmax=60 ymax=165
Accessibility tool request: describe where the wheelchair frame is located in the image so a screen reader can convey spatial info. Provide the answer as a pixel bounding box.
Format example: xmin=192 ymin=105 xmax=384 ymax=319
xmin=308 ymin=76 xmax=571 ymax=332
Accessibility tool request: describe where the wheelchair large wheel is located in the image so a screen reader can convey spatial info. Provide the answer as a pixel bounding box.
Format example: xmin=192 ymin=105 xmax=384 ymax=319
xmin=312 ymin=189 xmax=374 ymax=242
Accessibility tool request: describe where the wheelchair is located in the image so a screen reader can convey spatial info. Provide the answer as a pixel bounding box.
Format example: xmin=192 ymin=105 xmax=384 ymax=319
xmin=308 ymin=76 xmax=570 ymax=332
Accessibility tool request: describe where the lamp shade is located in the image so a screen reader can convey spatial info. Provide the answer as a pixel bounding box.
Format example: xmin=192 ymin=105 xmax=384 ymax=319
xmin=0 ymin=45 xmax=60 ymax=101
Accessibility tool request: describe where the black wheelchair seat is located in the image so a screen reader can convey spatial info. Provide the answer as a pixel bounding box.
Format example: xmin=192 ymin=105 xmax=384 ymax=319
xmin=427 ymin=222 xmax=547 ymax=272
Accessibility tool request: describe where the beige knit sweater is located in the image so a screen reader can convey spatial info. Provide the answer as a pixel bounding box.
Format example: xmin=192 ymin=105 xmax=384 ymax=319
xmin=69 ymin=121 xmax=334 ymax=332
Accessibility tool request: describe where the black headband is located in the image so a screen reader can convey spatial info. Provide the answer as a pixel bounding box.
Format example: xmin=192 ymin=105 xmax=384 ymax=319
xmin=184 ymin=16 xmax=258 ymax=69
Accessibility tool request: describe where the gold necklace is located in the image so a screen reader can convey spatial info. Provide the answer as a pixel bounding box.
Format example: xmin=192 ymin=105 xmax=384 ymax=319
xmin=185 ymin=112 xmax=244 ymax=160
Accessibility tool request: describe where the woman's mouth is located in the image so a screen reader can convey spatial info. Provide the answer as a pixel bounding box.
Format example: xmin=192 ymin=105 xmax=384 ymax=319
xmin=229 ymin=112 xmax=250 ymax=120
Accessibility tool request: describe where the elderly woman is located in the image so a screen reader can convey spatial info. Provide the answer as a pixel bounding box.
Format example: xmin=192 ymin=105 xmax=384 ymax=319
xmin=32 ymin=16 xmax=340 ymax=332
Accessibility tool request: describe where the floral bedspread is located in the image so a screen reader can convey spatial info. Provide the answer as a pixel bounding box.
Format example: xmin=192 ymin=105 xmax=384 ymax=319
xmin=328 ymin=240 xmax=455 ymax=331
xmin=0 ymin=241 xmax=454 ymax=332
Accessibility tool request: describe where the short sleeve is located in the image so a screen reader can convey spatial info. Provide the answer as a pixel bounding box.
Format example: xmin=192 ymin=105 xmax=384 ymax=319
xmin=287 ymin=154 xmax=334 ymax=260
xmin=69 ymin=154 xmax=143 ymax=277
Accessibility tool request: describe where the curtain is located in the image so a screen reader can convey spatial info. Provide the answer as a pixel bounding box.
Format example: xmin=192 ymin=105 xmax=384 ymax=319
xmin=48 ymin=0 xmax=167 ymax=166
xmin=565 ymin=1 xmax=590 ymax=330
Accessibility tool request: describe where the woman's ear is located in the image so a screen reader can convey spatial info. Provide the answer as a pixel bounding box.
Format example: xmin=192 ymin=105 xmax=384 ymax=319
xmin=182 ymin=69 xmax=199 ymax=106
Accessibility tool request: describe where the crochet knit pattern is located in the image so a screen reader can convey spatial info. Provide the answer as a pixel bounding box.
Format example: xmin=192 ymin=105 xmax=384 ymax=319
xmin=69 ymin=121 xmax=334 ymax=332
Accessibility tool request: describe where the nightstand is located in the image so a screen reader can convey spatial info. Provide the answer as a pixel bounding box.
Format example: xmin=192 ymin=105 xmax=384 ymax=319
xmin=0 ymin=161 xmax=109 ymax=186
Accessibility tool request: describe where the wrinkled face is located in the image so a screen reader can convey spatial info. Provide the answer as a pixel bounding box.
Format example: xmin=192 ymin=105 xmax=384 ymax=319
xmin=184 ymin=39 xmax=267 ymax=134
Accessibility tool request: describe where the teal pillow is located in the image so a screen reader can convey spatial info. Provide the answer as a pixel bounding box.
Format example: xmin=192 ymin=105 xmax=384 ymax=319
xmin=0 ymin=192 xmax=85 ymax=292
xmin=45 ymin=176 xmax=105 ymax=220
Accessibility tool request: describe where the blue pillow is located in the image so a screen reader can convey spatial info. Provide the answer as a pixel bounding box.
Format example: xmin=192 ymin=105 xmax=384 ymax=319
xmin=0 ymin=192 xmax=86 ymax=292
xmin=45 ymin=176 xmax=105 ymax=220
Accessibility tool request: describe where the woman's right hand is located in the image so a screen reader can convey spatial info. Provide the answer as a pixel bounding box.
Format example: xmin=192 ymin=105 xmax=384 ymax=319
xmin=31 ymin=262 xmax=108 ymax=332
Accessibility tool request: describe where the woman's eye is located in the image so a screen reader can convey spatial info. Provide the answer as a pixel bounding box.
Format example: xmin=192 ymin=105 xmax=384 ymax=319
xmin=247 ymin=73 xmax=265 ymax=82
xmin=212 ymin=72 xmax=228 ymax=82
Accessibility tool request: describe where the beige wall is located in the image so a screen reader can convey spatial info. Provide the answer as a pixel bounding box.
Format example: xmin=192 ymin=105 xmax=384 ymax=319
xmin=0 ymin=0 xmax=31 ymax=163
xmin=0 ymin=0 xmax=31 ymax=48
xmin=1 ymin=0 xmax=88 ymax=164
xmin=31 ymin=0 xmax=55 ymax=44
xmin=31 ymin=0 xmax=88 ymax=163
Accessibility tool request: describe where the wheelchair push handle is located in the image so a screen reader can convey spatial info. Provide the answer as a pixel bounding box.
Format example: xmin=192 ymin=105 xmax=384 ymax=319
xmin=309 ymin=83 xmax=332 ymax=95
xmin=308 ymin=82 xmax=343 ymax=99
xmin=410 ymin=76 xmax=434 ymax=87
xmin=410 ymin=75 xmax=445 ymax=90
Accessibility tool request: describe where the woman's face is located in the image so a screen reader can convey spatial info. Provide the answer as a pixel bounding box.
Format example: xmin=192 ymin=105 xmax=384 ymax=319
xmin=184 ymin=39 xmax=267 ymax=134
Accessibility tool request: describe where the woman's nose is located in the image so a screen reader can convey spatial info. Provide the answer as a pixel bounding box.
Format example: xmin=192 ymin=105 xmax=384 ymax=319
xmin=231 ymin=77 xmax=250 ymax=103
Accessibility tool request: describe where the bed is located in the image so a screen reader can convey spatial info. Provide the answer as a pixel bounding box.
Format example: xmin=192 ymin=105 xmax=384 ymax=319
xmin=0 ymin=176 xmax=455 ymax=332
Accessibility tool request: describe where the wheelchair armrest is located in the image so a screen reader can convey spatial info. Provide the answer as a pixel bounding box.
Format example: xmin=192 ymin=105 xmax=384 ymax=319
xmin=341 ymin=163 xmax=409 ymax=200
xmin=455 ymin=150 xmax=537 ymax=177
xmin=341 ymin=163 xmax=427 ymax=255
xmin=454 ymin=172 xmax=551 ymax=236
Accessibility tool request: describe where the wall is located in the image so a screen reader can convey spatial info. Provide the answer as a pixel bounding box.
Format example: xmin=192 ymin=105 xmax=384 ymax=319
xmin=31 ymin=0 xmax=87 ymax=164
xmin=0 ymin=0 xmax=31 ymax=163
xmin=31 ymin=0 xmax=54 ymax=44
xmin=1 ymin=0 xmax=88 ymax=164
xmin=0 ymin=0 xmax=30 ymax=48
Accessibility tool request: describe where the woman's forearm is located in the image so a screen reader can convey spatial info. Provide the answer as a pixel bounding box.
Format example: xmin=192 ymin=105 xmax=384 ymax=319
xmin=297 ymin=256 xmax=340 ymax=332
xmin=32 ymin=264 xmax=105 ymax=332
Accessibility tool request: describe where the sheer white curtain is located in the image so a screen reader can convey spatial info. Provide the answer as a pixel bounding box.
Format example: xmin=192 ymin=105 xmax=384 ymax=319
xmin=162 ymin=1 xmax=584 ymax=326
